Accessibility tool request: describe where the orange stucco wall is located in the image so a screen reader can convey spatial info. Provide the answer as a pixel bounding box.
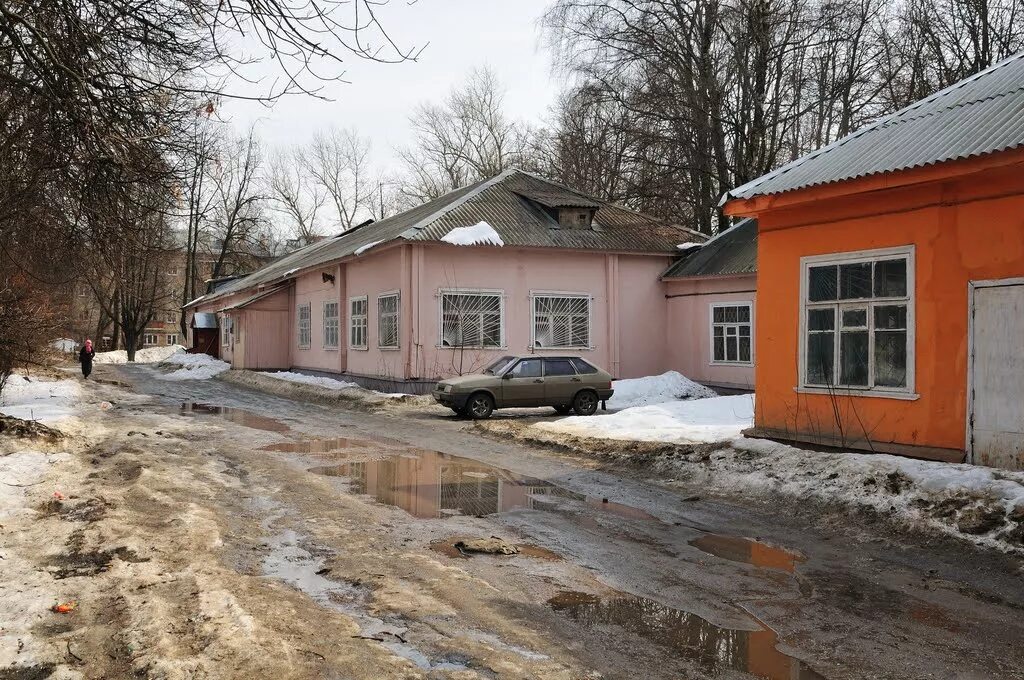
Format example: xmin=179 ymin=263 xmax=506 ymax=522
xmin=737 ymin=156 xmax=1024 ymax=458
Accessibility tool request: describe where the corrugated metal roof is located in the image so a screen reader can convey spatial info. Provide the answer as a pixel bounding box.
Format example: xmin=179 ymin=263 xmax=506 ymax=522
xmin=722 ymin=51 xmax=1024 ymax=204
xmin=189 ymin=170 xmax=700 ymax=307
xmin=516 ymin=188 xmax=601 ymax=209
xmin=662 ymin=218 xmax=757 ymax=279
xmin=219 ymin=286 xmax=287 ymax=312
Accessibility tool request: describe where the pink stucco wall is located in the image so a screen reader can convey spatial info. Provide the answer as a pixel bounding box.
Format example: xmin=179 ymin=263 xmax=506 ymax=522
xmin=664 ymin=274 xmax=757 ymax=389
xmin=289 ymin=264 xmax=345 ymax=373
xmin=237 ymin=289 xmax=291 ymax=370
xmin=342 ymin=247 xmax=405 ymax=380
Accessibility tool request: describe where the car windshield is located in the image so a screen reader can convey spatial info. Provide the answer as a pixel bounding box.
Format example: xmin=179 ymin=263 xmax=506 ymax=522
xmin=483 ymin=355 xmax=515 ymax=375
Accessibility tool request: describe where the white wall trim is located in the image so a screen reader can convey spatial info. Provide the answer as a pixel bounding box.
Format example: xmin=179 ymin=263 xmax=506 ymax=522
xmin=708 ymin=300 xmax=755 ymax=367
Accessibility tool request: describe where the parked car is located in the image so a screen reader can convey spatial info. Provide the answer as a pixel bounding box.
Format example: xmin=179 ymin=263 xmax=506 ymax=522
xmin=432 ymin=355 xmax=615 ymax=419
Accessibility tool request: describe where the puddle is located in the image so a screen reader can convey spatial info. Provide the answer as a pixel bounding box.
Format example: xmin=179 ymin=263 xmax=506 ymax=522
xmin=261 ymin=438 xmax=371 ymax=454
xmin=690 ymin=534 xmax=805 ymax=573
xmin=291 ymin=445 xmax=657 ymax=522
xmin=429 ymin=537 xmax=562 ymax=561
xmin=180 ymin=402 xmax=290 ymax=433
xmin=548 ymin=591 xmax=825 ymax=680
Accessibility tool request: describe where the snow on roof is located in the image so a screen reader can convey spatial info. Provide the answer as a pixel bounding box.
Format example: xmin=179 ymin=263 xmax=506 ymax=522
xmin=440 ymin=221 xmax=505 ymax=247
xmin=354 ymin=240 xmax=383 ymax=256
xmin=676 ymin=242 xmax=703 ymax=251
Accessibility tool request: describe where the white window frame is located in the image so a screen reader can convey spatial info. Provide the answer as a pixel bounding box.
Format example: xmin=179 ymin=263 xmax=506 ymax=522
xmin=798 ymin=245 xmax=917 ymax=399
xmin=349 ymin=296 xmax=368 ymax=350
xmin=297 ymin=303 xmax=311 ymax=349
xmin=709 ymin=302 xmax=754 ymax=366
xmin=323 ymin=301 xmax=340 ymax=350
xmin=144 ymin=333 xmax=158 ymax=346
xmin=437 ymin=288 xmax=505 ymax=349
xmin=530 ymin=291 xmax=593 ymax=350
xmin=377 ymin=292 xmax=400 ymax=350
xmin=221 ymin=315 xmax=233 ymax=347
xmin=166 ymin=334 xmax=178 ymax=346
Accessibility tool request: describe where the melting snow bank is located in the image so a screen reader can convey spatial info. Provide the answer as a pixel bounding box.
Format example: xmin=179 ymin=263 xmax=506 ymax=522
xmin=159 ymin=353 xmax=231 ymax=380
xmin=263 ymin=371 xmax=408 ymax=397
xmin=441 ymin=221 xmax=504 ymax=247
xmin=608 ymin=371 xmax=717 ymax=410
xmin=688 ymin=438 xmax=1024 ymax=554
xmin=0 ymin=451 xmax=70 ymax=519
xmin=0 ymin=374 xmax=82 ymax=423
xmin=95 ymin=344 xmax=185 ymax=364
xmin=538 ymin=394 xmax=754 ymax=444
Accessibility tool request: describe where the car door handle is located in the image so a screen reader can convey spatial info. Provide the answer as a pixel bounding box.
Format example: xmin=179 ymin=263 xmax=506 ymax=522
xmin=533 ymin=379 xmax=544 ymax=383
xmin=571 ymin=377 xmax=581 ymax=382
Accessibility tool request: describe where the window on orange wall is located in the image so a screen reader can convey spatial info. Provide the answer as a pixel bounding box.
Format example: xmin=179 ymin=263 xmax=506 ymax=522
xmin=800 ymin=247 xmax=913 ymax=394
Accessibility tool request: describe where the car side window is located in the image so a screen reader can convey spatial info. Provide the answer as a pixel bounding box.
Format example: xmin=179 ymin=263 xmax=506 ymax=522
xmin=508 ymin=359 xmax=542 ymax=378
xmin=544 ymin=359 xmax=577 ymax=377
xmin=570 ymin=358 xmax=598 ymax=374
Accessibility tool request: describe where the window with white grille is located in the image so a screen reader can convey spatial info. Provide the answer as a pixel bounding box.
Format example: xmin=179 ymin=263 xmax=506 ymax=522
xmin=166 ymin=334 xmax=178 ymax=345
xmin=297 ymin=303 xmax=311 ymax=349
xmin=221 ymin=316 xmax=232 ymax=347
xmin=378 ymin=293 xmax=400 ymax=349
xmin=349 ymin=296 xmax=368 ymax=349
xmin=532 ymin=294 xmax=591 ymax=348
xmin=323 ymin=302 xmax=339 ymax=349
xmin=144 ymin=334 xmax=158 ymax=346
xmin=440 ymin=291 xmax=503 ymax=348
xmin=711 ymin=303 xmax=752 ymax=364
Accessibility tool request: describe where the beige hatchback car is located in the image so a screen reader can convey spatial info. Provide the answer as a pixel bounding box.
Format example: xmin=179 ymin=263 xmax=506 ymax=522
xmin=432 ymin=355 xmax=615 ymax=419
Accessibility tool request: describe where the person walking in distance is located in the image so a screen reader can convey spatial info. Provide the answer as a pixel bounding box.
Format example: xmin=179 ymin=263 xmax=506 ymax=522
xmin=79 ymin=339 xmax=96 ymax=379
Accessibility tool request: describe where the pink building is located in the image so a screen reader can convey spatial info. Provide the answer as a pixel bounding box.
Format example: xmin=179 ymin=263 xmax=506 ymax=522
xmin=184 ymin=170 xmax=756 ymax=392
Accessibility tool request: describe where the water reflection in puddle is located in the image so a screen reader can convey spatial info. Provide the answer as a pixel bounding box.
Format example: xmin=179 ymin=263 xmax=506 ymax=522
xmin=180 ymin=402 xmax=290 ymax=433
xmin=690 ymin=534 xmax=805 ymax=573
xmin=285 ymin=445 xmax=657 ymax=522
xmin=548 ymin=591 xmax=825 ymax=680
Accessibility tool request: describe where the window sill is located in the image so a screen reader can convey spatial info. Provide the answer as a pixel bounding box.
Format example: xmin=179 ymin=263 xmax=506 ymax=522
xmin=297 ymin=346 xmax=311 ymax=351
xmin=350 ymin=346 xmax=368 ymax=351
xmin=710 ymin=360 xmax=754 ymax=367
xmin=378 ymin=346 xmax=400 ymax=351
xmin=793 ymin=386 xmax=920 ymax=401
xmin=323 ymin=347 xmax=339 ymax=351
xmin=533 ymin=346 xmax=594 ymax=352
xmin=436 ymin=345 xmax=507 ymax=351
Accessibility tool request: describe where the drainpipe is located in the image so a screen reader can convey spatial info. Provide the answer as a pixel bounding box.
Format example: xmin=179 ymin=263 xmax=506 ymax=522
xmin=337 ymin=263 xmax=346 ymax=375
xmin=605 ymin=254 xmax=620 ymax=377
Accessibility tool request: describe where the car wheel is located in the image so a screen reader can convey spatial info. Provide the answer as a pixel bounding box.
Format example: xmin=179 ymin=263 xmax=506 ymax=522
xmin=466 ymin=392 xmax=494 ymax=420
xmin=554 ymin=405 xmax=572 ymax=415
xmin=572 ymin=390 xmax=599 ymax=416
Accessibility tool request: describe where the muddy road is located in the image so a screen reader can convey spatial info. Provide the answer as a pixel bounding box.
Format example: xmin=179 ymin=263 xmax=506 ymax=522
xmin=11 ymin=365 xmax=1024 ymax=679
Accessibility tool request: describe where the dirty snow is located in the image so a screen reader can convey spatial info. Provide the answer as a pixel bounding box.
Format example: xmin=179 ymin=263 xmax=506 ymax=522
xmin=0 ymin=451 xmax=70 ymax=519
xmin=50 ymin=338 xmax=78 ymax=352
xmin=265 ymin=371 xmax=360 ymax=390
xmin=354 ymin=240 xmax=384 ymax=256
xmin=608 ymin=371 xmax=716 ymax=410
xmin=676 ymin=242 xmax=703 ymax=251
xmin=537 ymin=394 xmax=754 ymax=444
xmin=95 ymin=344 xmax=185 ymax=364
xmin=0 ymin=375 xmax=82 ymax=423
xmin=160 ymin=353 xmax=231 ymax=380
xmin=689 ymin=437 xmax=1024 ymax=553
xmin=441 ymin=221 xmax=504 ymax=247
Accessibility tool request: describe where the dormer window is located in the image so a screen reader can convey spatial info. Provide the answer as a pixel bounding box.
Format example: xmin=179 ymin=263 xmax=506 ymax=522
xmin=558 ymin=208 xmax=595 ymax=229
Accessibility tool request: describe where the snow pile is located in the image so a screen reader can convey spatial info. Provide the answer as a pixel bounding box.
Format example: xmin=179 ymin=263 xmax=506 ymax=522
xmin=537 ymin=394 xmax=754 ymax=444
xmin=0 ymin=451 xmax=70 ymax=519
xmin=608 ymin=371 xmax=716 ymax=410
xmin=676 ymin=242 xmax=703 ymax=251
xmin=159 ymin=353 xmax=230 ymax=380
xmin=95 ymin=344 xmax=185 ymax=364
xmin=686 ymin=438 xmax=1024 ymax=553
xmin=0 ymin=375 xmax=82 ymax=423
xmin=50 ymin=338 xmax=78 ymax=353
xmin=441 ymin=221 xmax=504 ymax=247
xmin=264 ymin=371 xmax=359 ymax=390
xmin=354 ymin=240 xmax=384 ymax=256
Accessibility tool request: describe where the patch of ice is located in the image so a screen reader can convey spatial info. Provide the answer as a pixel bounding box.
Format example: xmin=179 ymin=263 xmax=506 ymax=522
xmin=159 ymin=353 xmax=230 ymax=380
xmin=94 ymin=345 xmax=185 ymax=364
xmin=538 ymin=394 xmax=754 ymax=444
xmin=440 ymin=221 xmax=504 ymax=247
xmin=354 ymin=240 xmax=384 ymax=256
xmin=608 ymin=371 xmax=716 ymax=410
xmin=0 ymin=375 xmax=82 ymax=423
xmin=50 ymin=338 xmax=77 ymax=353
xmin=677 ymin=242 xmax=703 ymax=251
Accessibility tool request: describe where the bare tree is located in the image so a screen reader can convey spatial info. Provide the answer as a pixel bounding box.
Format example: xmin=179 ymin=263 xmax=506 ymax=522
xmin=210 ymin=131 xmax=266 ymax=280
xmin=179 ymin=113 xmax=221 ymax=336
xmin=303 ymin=127 xmax=378 ymax=232
xmin=267 ymin=148 xmax=328 ymax=244
xmin=398 ymin=67 xmax=537 ymax=202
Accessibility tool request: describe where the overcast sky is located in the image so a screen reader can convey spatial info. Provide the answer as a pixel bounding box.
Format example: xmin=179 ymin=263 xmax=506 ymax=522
xmin=222 ymin=0 xmax=561 ymax=170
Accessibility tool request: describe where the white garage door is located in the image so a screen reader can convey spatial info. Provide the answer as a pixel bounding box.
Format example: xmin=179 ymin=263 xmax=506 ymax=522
xmin=970 ymin=281 xmax=1024 ymax=468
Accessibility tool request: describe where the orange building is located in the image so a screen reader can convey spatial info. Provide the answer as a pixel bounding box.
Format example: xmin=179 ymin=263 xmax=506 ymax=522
xmin=722 ymin=52 xmax=1024 ymax=468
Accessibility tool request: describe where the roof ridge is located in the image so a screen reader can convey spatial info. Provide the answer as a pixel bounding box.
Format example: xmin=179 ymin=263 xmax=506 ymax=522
xmin=721 ymin=50 xmax=1024 ymax=205
xmin=874 ymin=81 xmax=1024 ymax=131
xmin=398 ymin=169 xmax=521 ymax=239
